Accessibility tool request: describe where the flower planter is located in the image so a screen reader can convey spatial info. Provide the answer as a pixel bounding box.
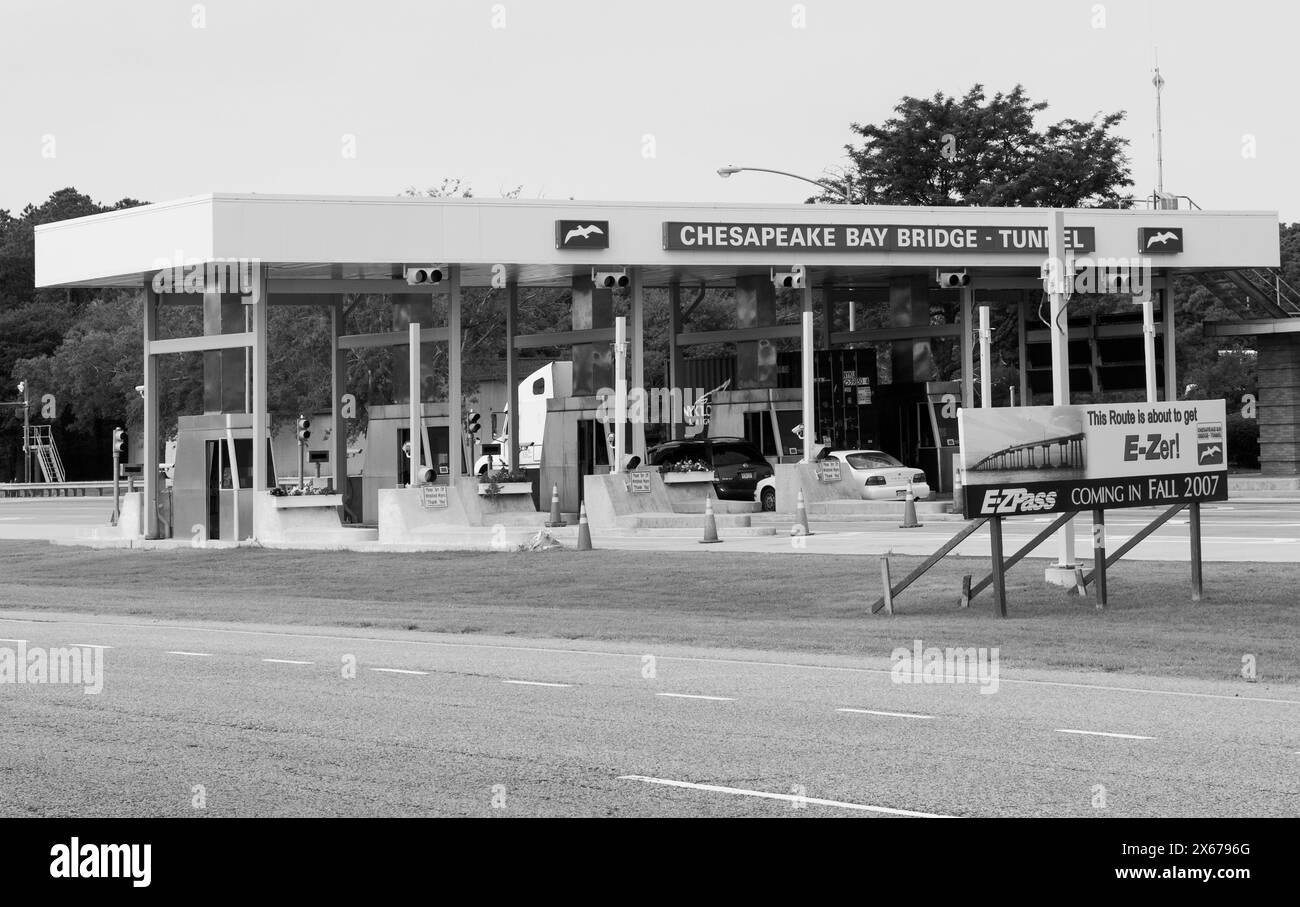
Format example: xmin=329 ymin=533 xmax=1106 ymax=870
xmin=661 ymin=471 xmax=717 ymax=484
xmin=477 ymin=482 xmax=533 ymax=496
xmin=271 ymin=493 xmax=343 ymax=509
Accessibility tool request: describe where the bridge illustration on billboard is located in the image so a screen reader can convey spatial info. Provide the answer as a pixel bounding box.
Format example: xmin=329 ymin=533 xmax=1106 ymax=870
xmin=968 ymin=432 xmax=1086 ymax=472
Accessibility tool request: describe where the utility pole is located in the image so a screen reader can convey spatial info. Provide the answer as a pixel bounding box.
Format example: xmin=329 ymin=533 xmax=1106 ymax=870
xmin=1153 ymin=52 xmax=1166 ymax=196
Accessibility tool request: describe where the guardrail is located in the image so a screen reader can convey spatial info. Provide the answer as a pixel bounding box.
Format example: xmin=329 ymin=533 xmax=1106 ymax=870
xmin=1 ymin=481 xmax=119 ymax=498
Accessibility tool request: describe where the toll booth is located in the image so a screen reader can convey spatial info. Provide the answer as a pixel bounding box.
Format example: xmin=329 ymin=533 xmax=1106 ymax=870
xmin=172 ymin=414 xmax=278 ymax=542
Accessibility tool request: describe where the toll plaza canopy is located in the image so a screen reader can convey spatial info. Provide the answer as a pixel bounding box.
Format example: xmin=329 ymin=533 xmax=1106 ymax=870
xmin=36 ymin=193 xmax=1279 ymax=288
xmin=33 ymin=194 xmax=1283 ymax=541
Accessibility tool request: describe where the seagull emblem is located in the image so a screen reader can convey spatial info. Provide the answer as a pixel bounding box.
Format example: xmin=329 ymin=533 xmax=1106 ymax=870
xmin=1199 ymin=444 xmax=1222 ymax=461
xmin=564 ymin=223 xmax=605 ymax=244
xmin=1146 ymin=231 xmax=1180 ymax=248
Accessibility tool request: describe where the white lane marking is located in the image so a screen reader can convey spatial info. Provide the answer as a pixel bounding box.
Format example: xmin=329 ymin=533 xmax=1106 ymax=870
xmin=370 ymin=667 xmax=428 ymax=676
xmin=656 ymin=692 xmax=735 ymax=702
xmin=1056 ymin=728 xmax=1153 ymax=740
xmin=0 ymin=637 xmax=28 ymax=643
xmin=7 ymin=616 xmax=1299 ymax=707
xmin=70 ymin=643 xmax=112 ymax=649
xmin=165 ymin=651 xmax=213 ymax=657
xmin=618 ymin=775 xmax=953 ymax=818
xmin=838 ymin=707 xmax=934 ymax=720
xmin=503 ymin=679 xmax=571 ymax=688
xmin=262 ymin=658 xmax=313 ymax=665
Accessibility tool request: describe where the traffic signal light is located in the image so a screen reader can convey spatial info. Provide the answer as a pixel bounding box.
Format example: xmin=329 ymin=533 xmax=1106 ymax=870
xmin=112 ymin=426 xmax=127 ymax=456
xmin=296 ymin=414 xmax=311 ymax=443
xmin=771 ymin=265 xmax=805 ymax=289
xmin=405 ymin=266 xmax=444 ymax=286
xmin=465 ymin=411 xmax=481 ymax=436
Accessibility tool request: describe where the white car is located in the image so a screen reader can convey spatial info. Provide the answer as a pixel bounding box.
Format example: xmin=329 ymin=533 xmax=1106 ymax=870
xmin=755 ymin=449 xmax=931 ymax=510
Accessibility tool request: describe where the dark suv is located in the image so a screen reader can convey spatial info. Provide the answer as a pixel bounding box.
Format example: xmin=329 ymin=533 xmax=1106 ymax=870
xmin=646 ymin=437 xmax=775 ymax=501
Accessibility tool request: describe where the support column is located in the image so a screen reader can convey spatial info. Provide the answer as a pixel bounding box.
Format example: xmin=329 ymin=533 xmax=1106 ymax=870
xmin=506 ymin=283 xmax=520 ymax=469
xmin=960 ymin=286 xmax=975 ymax=409
xmin=409 ymin=321 xmax=421 ymax=484
xmin=143 ymin=284 xmax=160 ymax=538
xmin=1161 ymin=286 xmax=1177 ymax=401
xmin=629 ymin=267 xmax=647 ymax=462
xmin=801 ymin=283 xmax=814 ymax=461
xmin=447 ymin=265 xmax=463 ymax=477
xmin=668 ymin=282 xmax=684 ymax=440
xmin=614 ymin=316 xmax=627 ymax=473
xmin=1017 ymin=293 xmax=1030 ymax=406
xmin=979 ymin=303 xmax=992 ymax=408
xmin=1141 ymin=289 xmax=1158 ymax=403
xmin=250 ymin=269 xmax=269 ymax=538
xmin=330 ymin=303 xmax=348 ymax=508
xmin=1046 ymin=210 xmax=1075 ymax=574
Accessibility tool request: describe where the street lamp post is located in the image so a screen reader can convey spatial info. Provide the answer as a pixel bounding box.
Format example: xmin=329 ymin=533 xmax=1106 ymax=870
xmin=716 ymin=165 xmax=852 ymax=203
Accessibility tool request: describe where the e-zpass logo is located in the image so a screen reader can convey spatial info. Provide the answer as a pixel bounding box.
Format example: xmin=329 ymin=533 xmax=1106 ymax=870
xmin=980 ymin=488 xmax=1058 ymax=514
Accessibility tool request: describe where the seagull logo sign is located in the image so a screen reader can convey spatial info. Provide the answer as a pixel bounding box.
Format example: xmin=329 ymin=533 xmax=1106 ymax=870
xmin=556 ymin=219 xmax=610 ymax=250
xmin=564 ymin=224 xmax=603 ymax=244
xmin=1197 ymin=442 xmax=1224 ymax=465
xmin=1138 ymin=227 xmax=1183 ymax=253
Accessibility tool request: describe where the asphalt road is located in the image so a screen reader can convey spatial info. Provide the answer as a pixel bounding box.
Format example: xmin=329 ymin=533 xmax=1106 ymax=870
xmin=0 ymin=610 xmax=1296 ymax=817
xmin=6 ymin=496 xmax=1300 ymax=562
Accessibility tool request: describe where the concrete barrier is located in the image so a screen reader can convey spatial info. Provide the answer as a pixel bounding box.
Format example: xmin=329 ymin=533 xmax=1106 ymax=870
xmin=377 ymin=479 xmax=545 ymax=544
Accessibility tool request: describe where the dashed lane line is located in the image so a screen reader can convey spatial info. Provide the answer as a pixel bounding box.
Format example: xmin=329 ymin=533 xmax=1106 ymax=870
xmin=1056 ymin=728 xmax=1154 ymax=740
xmin=837 ymin=707 xmax=934 ymax=720
xmin=618 ymin=775 xmax=954 ymax=818
xmin=503 ymin=680 xmax=572 ymax=688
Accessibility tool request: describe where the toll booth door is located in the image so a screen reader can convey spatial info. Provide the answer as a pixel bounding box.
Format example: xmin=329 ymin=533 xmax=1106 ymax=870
xmin=576 ymin=419 xmax=611 ymax=506
xmin=398 ymin=426 xmax=450 ymax=486
xmin=206 ymin=440 xmax=223 ymax=541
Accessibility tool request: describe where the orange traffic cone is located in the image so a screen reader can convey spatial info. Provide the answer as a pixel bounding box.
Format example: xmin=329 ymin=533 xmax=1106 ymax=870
xmin=900 ymin=487 xmax=923 ymax=529
xmin=795 ymin=489 xmax=813 ymax=536
xmin=576 ymin=501 xmax=592 ymax=550
xmin=699 ymin=496 xmax=722 ymax=544
xmin=545 ymin=484 xmax=566 ymax=527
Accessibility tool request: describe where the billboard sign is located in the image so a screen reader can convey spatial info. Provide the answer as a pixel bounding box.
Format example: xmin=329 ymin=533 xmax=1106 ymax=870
xmin=957 ymin=400 xmax=1228 ymax=517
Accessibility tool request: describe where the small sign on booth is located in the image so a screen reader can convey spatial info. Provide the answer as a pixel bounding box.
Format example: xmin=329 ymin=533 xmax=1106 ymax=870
xmin=419 ymin=484 xmax=448 ymax=509
xmin=629 ymin=470 xmax=652 ymax=494
xmin=817 ymin=459 xmax=842 ymax=483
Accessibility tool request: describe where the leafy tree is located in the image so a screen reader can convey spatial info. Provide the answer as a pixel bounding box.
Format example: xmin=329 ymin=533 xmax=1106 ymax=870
xmin=824 ymin=84 xmax=1133 ymax=208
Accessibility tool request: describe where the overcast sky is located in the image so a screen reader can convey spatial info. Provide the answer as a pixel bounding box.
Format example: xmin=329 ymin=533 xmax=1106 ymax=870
xmin=2 ymin=0 xmax=1295 ymax=219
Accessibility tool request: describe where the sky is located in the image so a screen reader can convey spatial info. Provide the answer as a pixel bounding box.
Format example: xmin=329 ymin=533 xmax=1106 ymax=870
xmin=1 ymin=0 xmax=1296 ymax=219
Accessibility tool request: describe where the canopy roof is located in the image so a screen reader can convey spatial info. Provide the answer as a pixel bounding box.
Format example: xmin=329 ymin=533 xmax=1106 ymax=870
xmin=35 ymin=192 xmax=1281 ymax=290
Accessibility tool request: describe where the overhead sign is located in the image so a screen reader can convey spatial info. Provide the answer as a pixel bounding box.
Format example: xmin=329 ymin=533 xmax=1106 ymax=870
xmin=1139 ymin=226 xmax=1184 ymax=253
xmin=663 ymin=222 xmax=1095 ymax=254
xmin=556 ymin=220 xmax=609 ymax=250
xmin=957 ymin=400 xmax=1228 ymax=517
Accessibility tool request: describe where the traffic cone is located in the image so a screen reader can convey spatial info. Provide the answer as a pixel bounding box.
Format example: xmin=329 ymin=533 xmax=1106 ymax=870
xmin=544 ymin=484 xmax=566 ymax=527
xmin=795 ymin=490 xmax=813 ymax=536
xmin=576 ymin=502 xmax=592 ymax=550
xmin=699 ymin=496 xmax=722 ymax=544
xmin=900 ymin=488 xmax=923 ymax=529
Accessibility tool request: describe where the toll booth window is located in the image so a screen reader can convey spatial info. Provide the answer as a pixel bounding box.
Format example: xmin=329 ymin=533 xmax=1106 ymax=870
xmin=532 ymin=378 xmax=546 ymax=396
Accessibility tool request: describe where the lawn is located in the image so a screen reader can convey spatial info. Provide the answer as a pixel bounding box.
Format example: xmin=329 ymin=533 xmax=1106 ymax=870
xmin=0 ymin=540 xmax=1294 ymax=685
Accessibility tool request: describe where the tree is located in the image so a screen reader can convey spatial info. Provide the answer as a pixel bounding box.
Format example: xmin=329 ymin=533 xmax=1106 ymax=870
xmin=824 ymin=84 xmax=1133 ymax=208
